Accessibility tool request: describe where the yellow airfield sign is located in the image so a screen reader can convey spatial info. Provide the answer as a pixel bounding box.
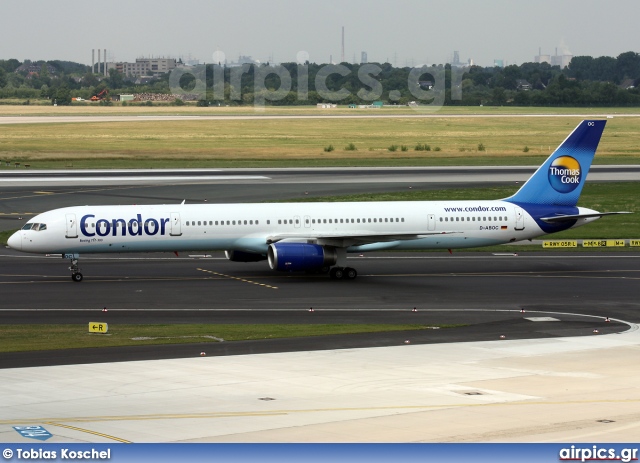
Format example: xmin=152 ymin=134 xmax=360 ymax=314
xmin=89 ymin=322 xmax=108 ymax=333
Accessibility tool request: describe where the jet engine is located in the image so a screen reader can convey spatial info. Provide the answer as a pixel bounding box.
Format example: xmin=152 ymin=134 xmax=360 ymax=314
xmin=267 ymin=243 xmax=337 ymax=272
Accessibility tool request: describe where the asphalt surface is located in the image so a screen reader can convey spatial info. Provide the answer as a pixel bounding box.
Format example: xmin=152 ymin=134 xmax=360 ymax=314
xmin=1 ymin=249 xmax=636 ymax=368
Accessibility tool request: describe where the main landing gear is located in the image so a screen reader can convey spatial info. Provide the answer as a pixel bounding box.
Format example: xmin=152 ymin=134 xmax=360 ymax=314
xmin=68 ymin=255 xmax=83 ymax=282
xmin=329 ymin=266 xmax=358 ymax=280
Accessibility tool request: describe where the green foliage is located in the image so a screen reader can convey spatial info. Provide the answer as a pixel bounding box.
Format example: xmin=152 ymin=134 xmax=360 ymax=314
xmin=52 ymin=85 xmax=71 ymax=105
xmin=344 ymin=142 xmax=357 ymax=151
xmin=400 ymin=145 xmax=408 ymax=151
xmin=477 ymin=143 xmax=486 ymax=152
xmin=434 ymin=146 xmax=441 ymax=151
xmin=523 ymin=146 xmax=529 ymax=152
xmin=0 ymin=53 xmax=639 ymax=107
xmin=415 ymin=143 xmax=431 ymax=151
xmin=388 ymin=144 xmax=398 ymax=152
xmin=323 ymin=144 xmax=334 ymax=152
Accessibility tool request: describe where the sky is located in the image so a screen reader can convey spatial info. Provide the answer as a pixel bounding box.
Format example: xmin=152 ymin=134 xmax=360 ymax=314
xmin=1 ymin=0 xmax=638 ymax=67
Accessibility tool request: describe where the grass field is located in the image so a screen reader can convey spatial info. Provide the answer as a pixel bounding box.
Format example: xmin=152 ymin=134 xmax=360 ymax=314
xmin=0 ymin=323 xmax=454 ymax=353
xmin=0 ymin=107 xmax=639 ymax=168
xmin=2 ymin=104 xmax=640 ymax=117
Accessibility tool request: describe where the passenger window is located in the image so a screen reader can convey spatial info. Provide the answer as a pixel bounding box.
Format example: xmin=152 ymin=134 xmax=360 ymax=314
xmin=401 ymin=218 xmax=405 ymax=222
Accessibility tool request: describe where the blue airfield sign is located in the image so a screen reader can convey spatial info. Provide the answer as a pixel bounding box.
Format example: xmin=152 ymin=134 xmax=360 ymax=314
xmin=13 ymin=425 xmax=53 ymax=441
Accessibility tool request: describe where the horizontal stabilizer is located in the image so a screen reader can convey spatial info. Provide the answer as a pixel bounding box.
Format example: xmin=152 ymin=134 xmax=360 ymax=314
xmin=540 ymin=211 xmax=632 ymax=223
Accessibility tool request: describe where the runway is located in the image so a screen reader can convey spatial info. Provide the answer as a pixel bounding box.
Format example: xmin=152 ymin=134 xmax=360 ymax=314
xmin=1 ymin=168 xmax=639 ymax=443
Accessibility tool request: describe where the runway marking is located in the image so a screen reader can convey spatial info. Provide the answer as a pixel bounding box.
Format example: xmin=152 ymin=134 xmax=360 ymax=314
xmin=197 ymin=268 xmax=278 ymax=289
xmin=3 ymin=398 xmax=639 ymax=427
xmin=44 ymin=422 xmax=132 ymax=443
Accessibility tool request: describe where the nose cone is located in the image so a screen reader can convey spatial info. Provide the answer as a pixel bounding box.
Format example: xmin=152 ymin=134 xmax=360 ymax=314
xmin=7 ymin=231 xmax=21 ymax=251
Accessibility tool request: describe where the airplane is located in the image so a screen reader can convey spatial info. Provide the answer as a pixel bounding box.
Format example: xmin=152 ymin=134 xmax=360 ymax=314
xmin=7 ymin=119 xmax=630 ymax=282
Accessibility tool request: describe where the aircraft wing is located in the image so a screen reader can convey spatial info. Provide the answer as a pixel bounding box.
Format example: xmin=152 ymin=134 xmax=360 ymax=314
xmin=266 ymin=230 xmax=460 ymax=247
xmin=540 ymin=211 xmax=632 ymax=223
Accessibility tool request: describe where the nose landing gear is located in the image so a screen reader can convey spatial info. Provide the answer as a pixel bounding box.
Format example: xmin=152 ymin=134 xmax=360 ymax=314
xmin=67 ymin=254 xmax=83 ymax=282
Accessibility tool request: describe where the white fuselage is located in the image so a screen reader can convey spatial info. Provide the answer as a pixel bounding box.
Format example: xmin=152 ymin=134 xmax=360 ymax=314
xmin=8 ymin=200 xmax=596 ymax=256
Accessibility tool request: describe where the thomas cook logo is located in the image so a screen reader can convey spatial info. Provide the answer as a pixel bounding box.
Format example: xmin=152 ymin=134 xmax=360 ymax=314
xmin=548 ymin=156 xmax=582 ymax=193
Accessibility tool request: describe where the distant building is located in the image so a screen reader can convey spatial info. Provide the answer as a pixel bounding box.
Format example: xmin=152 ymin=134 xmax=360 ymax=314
xmin=535 ymin=48 xmax=572 ymax=68
xmin=550 ymin=54 xmax=572 ymax=68
xmin=120 ymin=58 xmax=177 ymax=77
xmin=516 ymin=79 xmax=532 ymax=91
xmin=226 ymin=55 xmax=259 ymax=67
xmin=15 ymin=61 xmax=57 ymax=76
xmin=494 ymin=59 xmax=504 ymax=68
xmin=361 ymin=51 xmax=368 ymax=64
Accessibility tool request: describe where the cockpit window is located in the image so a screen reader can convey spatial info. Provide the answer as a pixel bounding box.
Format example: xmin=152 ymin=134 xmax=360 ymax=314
xmin=21 ymin=223 xmax=47 ymax=231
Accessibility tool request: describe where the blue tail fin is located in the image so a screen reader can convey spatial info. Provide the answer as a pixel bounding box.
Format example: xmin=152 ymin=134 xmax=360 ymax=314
xmin=505 ymin=120 xmax=606 ymax=207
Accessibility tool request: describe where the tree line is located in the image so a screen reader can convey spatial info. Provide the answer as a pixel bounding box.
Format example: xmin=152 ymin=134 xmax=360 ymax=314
xmin=0 ymin=51 xmax=638 ymax=106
